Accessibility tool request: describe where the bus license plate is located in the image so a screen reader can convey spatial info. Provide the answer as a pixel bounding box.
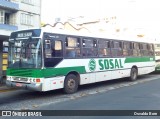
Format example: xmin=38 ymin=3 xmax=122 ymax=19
xmin=16 ymin=83 xmax=22 ymax=87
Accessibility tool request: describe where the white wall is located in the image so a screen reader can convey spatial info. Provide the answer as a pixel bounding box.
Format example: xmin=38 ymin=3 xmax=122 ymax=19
xmin=17 ymin=0 xmax=41 ymax=30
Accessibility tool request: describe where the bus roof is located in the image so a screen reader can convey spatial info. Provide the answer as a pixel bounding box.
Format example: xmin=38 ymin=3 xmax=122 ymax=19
xmin=10 ymin=26 xmax=154 ymax=44
xmin=41 ymin=26 xmax=154 ymax=44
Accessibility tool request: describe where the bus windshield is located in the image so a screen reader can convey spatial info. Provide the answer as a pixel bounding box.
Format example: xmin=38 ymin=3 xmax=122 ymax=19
xmin=8 ymin=38 xmax=42 ymax=68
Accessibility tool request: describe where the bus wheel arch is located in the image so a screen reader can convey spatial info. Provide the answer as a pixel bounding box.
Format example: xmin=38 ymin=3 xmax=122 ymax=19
xmin=63 ymin=71 xmax=80 ymax=94
xmin=129 ymin=66 xmax=138 ymax=81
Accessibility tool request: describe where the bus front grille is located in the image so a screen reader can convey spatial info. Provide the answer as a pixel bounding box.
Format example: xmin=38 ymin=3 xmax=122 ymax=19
xmin=8 ymin=69 xmax=33 ymax=77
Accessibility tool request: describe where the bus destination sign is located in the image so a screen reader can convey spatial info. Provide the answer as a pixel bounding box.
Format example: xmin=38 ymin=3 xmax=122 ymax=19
xmin=10 ymin=29 xmax=41 ymax=39
xmin=17 ymin=32 xmax=32 ymax=38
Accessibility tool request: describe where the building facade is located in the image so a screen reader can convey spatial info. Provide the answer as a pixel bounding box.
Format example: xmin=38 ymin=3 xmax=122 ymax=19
xmin=0 ymin=0 xmax=41 ymax=79
xmin=53 ymin=16 xmax=118 ymax=33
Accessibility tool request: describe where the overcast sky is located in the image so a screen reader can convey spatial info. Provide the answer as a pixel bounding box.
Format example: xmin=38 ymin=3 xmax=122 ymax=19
xmin=41 ymin=0 xmax=160 ymax=33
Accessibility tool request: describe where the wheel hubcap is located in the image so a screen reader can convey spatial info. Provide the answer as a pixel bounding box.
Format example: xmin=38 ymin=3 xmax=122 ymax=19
xmin=68 ymin=79 xmax=75 ymax=89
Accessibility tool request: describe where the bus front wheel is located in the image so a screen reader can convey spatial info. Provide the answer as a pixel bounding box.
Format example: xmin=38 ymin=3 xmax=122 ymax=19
xmin=64 ymin=74 xmax=78 ymax=94
xmin=130 ymin=67 xmax=138 ymax=81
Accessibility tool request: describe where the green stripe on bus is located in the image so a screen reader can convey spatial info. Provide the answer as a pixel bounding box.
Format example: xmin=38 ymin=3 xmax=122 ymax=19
xmin=7 ymin=66 xmax=86 ymax=78
xmin=125 ymin=57 xmax=155 ymax=63
xmin=41 ymin=66 xmax=86 ymax=78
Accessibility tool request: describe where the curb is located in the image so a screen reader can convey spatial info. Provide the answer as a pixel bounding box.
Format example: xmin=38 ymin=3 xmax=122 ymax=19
xmin=0 ymin=84 xmax=18 ymax=93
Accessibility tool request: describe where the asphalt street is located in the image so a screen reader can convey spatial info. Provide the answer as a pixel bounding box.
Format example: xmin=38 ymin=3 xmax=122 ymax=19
xmin=0 ymin=74 xmax=160 ymax=119
xmin=37 ymin=78 xmax=160 ymax=110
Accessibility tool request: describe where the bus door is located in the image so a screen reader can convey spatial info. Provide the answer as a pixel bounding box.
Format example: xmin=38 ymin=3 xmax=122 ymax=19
xmin=44 ymin=37 xmax=63 ymax=68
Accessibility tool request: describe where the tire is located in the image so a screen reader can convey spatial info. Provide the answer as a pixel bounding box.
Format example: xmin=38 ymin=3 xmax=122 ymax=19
xmin=63 ymin=74 xmax=78 ymax=94
xmin=129 ymin=67 xmax=138 ymax=81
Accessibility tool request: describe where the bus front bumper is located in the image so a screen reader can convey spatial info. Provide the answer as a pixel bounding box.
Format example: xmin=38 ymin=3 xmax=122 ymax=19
xmin=6 ymin=80 xmax=42 ymax=91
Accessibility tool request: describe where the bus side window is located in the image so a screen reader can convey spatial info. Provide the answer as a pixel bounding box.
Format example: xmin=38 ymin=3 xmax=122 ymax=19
xmin=123 ymin=42 xmax=133 ymax=56
xmin=82 ymin=38 xmax=97 ymax=57
xmin=140 ymin=43 xmax=148 ymax=56
xmin=123 ymin=42 xmax=128 ymax=56
xmin=53 ymin=40 xmax=63 ymax=57
xmin=98 ymin=39 xmax=111 ymax=57
xmin=148 ymin=44 xmax=154 ymax=56
xmin=133 ymin=42 xmax=141 ymax=56
xmin=65 ymin=37 xmax=81 ymax=58
xmin=111 ymin=41 xmax=122 ymax=57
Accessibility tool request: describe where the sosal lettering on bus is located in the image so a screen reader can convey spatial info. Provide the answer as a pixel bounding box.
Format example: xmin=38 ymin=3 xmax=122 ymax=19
xmin=99 ymin=59 xmax=124 ymax=70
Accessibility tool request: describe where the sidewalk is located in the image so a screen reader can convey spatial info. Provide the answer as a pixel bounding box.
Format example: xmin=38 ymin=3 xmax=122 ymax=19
xmin=0 ymin=77 xmax=8 ymax=90
xmin=0 ymin=83 xmax=9 ymax=90
xmin=0 ymin=79 xmax=17 ymax=92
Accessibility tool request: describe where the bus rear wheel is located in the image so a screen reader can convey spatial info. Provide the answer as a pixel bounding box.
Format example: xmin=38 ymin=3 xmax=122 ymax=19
xmin=64 ymin=74 xmax=78 ymax=94
xmin=130 ymin=67 xmax=138 ymax=81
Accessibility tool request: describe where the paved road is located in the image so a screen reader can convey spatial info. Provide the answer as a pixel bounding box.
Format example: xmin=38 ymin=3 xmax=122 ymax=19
xmin=0 ymin=74 xmax=159 ymax=110
xmin=37 ymin=78 xmax=160 ymax=110
xmin=36 ymin=76 xmax=160 ymax=119
xmin=1 ymin=74 xmax=160 ymax=119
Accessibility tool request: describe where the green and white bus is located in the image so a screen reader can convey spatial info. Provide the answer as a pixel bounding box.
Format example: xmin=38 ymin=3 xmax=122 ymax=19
xmin=153 ymin=39 xmax=160 ymax=71
xmin=6 ymin=28 xmax=155 ymax=94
